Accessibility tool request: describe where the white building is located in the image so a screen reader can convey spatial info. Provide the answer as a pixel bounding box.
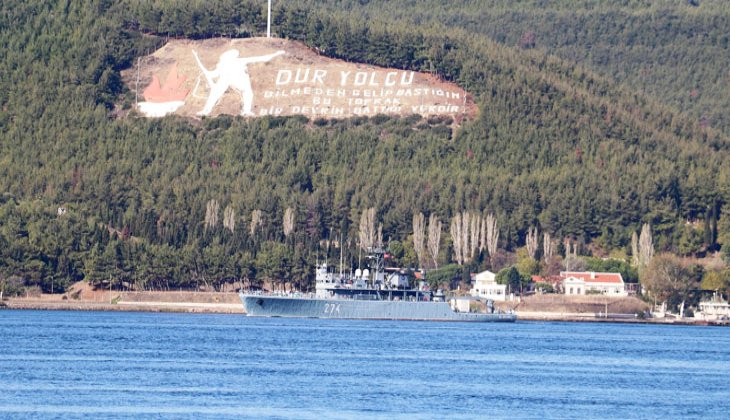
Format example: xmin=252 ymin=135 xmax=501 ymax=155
xmin=560 ymin=271 xmax=627 ymax=296
xmin=695 ymin=294 xmax=730 ymax=320
xmin=470 ymin=270 xmax=507 ymax=301
xmin=562 ymin=276 xmax=586 ymax=295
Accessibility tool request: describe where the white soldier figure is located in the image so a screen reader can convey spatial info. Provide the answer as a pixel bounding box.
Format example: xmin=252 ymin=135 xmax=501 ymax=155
xmin=193 ymin=49 xmax=285 ymax=116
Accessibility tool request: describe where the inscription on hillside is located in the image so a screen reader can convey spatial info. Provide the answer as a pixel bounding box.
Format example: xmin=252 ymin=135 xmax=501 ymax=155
xmin=123 ymin=38 xmax=473 ymax=119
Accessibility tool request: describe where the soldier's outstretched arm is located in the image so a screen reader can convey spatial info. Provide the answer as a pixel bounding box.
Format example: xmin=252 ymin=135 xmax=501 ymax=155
xmin=243 ymin=50 xmax=286 ymax=64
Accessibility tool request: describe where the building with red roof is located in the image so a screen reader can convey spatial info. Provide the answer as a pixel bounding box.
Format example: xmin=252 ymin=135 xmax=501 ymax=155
xmin=560 ymin=271 xmax=627 ymax=296
xmin=531 ymin=275 xmax=562 ymax=286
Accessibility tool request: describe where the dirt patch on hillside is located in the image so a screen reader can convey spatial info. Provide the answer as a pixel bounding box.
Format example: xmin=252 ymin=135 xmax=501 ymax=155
xmin=65 ymin=281 xmax=97 ymax=300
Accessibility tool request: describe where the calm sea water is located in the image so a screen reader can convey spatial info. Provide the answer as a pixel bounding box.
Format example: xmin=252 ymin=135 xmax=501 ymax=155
xmin=0 ymin=310 xmax=728 ymax=419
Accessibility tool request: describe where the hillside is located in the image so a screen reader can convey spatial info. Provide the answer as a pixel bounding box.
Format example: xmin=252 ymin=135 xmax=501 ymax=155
xmin=0 ymin=0 xmax=728 ymax=295
xmin=293 ymin=0 xmax=730 ymax=135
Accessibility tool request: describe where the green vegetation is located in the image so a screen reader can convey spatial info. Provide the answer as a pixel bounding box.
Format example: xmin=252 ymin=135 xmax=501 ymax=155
xmin=0 ymin=1 xmax=728 ymax=295
xmin=294 ymin=0 xmax=730 ymax=135
xmin=424 ymin=264 xmax=463 ymax=290
xmin=701 ymin=269 xmax=730 ymax=292
xmin=641 ymin=253 xmax=698 ymax=314
xmin=496 ymin=267 xmax=527 ymax=294
xmin=533 ymin=282 xmax=554 ymax=294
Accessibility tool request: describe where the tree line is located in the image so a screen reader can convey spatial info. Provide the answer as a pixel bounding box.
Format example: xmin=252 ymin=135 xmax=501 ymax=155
xmin=290 ymin=0 xmax=730 ymax=136
xmin=0 ymin=1 xmax=728 ymax=300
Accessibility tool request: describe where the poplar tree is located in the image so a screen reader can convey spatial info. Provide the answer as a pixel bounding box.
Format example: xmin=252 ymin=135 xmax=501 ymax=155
xmin=412 ymin=212 xmax=426 ymax=268
xmin=427 ymin=214 xmax=441 ymax=269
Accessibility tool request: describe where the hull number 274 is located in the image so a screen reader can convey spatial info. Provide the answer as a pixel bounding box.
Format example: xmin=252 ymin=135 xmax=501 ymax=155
xmin=323 ymin=303 xmax=341 ymax=316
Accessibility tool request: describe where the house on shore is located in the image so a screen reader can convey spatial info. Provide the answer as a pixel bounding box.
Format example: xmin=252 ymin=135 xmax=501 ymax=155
xmin=560 ymin=271 xmax=627 ymax=296
xmin=470 ymin=270 xmax=507 ymax=301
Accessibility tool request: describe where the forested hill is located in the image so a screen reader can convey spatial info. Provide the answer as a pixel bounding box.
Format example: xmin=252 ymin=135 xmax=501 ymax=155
xmin=0 ymin=0 xmax=728 ymax=294
xmin=294 ymin=0 xmax=730 ymax=136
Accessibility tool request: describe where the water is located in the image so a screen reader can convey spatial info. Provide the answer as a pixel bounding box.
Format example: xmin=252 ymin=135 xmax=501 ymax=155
xmin=0 ymin=311 xmax=728 ymax=419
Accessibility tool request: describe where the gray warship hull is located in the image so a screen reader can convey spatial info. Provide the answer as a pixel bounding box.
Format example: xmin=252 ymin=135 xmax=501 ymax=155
xmin=240 ymin=294 xmax=516 ymax=322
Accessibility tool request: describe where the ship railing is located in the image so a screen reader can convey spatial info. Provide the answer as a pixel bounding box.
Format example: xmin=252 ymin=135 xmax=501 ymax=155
xmin=241 ymin=290 xmax=317 ymax=299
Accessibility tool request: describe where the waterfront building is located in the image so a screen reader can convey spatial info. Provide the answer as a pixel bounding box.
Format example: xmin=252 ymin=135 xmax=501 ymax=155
xmin=560 ymin=271 xmax=627 ymax=296
xmin=470 ymin=270 xmax=507 ymax=301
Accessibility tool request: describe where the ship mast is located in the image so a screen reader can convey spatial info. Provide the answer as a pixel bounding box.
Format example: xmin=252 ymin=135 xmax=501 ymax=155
xmin=339 ymin=231 xmax=344 ymax=279
xmin=367 ymin=245 xmax=385 ymax=289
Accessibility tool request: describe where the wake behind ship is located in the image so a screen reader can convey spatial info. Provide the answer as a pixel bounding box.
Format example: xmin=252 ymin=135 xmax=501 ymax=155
xmin=240 ymin=248 xmax=516 ymax=322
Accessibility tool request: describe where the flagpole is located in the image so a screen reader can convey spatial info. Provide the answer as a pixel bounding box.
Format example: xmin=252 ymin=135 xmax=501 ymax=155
xmin=267 ymin=0 xmax=272 ymax=38
xmin=135 ymin=57 xmax=140 ymax=106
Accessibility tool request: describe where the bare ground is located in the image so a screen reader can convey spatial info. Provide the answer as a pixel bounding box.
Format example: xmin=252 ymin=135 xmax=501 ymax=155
xmin=502 ymin=294 xmax=651 ymax=314
xmin=3 ymin=281 xmax=243 ymax=314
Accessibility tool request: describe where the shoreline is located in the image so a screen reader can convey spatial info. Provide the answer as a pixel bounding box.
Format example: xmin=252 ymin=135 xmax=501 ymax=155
xmin=2 ymin=297 xmax=727 ymax=326
xmin=1 ymin=298 xmax=243 ymax=314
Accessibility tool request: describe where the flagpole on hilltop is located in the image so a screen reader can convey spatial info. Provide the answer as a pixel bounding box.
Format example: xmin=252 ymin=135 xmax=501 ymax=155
xmin=135 ymin=57 xmax=140 ymax=106
xmin=267 ymin=0 xmax=272 ymax=38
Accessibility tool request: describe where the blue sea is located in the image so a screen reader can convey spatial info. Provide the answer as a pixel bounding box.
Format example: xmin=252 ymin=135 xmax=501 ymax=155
xmin=0 ymin=310 xmax=728 ymax=419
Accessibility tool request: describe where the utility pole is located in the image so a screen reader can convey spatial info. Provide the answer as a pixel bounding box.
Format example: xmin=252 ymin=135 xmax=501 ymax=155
xmin=267 ymin=0 xmax=272 ymax=38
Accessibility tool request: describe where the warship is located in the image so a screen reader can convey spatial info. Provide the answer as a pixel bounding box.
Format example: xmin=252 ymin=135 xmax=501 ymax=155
xmin=239 ymin=248 xmax=516 ymax=322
